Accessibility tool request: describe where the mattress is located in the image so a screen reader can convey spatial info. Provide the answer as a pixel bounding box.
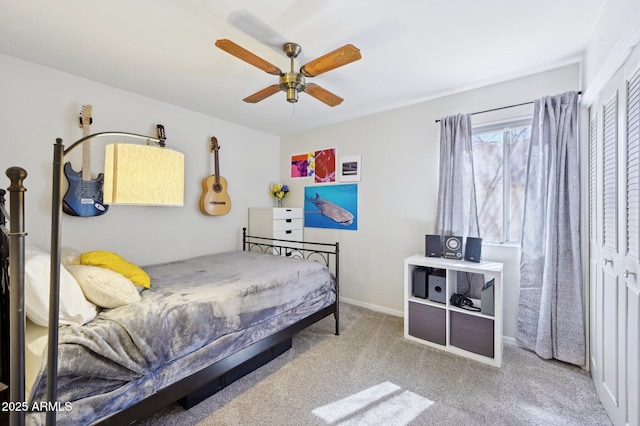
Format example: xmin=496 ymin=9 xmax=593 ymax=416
xmin=26 ymin=250 xmax=336 ymax=425
xmin=25 ymin=320 xmax=47 ymax=398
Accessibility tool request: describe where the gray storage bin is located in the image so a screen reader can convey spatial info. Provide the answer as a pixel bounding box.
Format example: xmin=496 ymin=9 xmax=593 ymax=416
xmin=450 ymin=311 xmax=494 ymax=358
xmin=408 ymin=302 xmax=446 ymax=345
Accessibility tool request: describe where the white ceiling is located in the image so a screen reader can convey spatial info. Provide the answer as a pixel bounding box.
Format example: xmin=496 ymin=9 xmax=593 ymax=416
xmin=0 ymin=0 xmax=606 ymax=136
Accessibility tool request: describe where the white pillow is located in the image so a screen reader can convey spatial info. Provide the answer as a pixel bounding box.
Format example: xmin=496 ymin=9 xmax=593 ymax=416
xmin=25 ymin=245 xmax=47 ymax=260
xmin=66 ymin=265 xmax=141 ymax=309
xmin=60 ymin=246 xmax=82 ymax=266
xmin=24 ymin=254 xmax=97 ymax=327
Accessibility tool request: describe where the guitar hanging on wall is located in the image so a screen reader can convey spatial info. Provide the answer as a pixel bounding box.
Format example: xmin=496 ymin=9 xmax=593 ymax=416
xmin=200 ymin=136 xmax=231 ymax=216
xmin=62 ymin=105 xmax=109 ymax=217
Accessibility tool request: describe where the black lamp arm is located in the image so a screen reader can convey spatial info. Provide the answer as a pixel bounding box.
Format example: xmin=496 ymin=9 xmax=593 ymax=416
xmin=62 ymin=131 xmax=165 ymax=155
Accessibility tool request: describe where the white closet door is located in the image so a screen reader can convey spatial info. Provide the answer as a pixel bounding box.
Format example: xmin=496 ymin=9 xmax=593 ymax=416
xmin=589 ymin=111 xmax=599 ymax=376
xmin=596 ymin=78 xmax=626 ymax=426
xmin=590 ymin=44 xmax=640 ymax=426
xmin=624 ymin=66 xmax=640 ymax=426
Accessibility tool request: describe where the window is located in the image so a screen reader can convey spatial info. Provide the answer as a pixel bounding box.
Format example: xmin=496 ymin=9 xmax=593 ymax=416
xmin=472 ymin=118 xmax=531 ymax=243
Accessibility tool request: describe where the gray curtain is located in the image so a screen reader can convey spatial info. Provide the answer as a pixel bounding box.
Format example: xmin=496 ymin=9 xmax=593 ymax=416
xmin=517 ymin=91 xmax=584 ymax=366
xmin=436 ymin=114 xmax=480 ymax=238
xmin=436 ymin=114 xmax=482 ymax=297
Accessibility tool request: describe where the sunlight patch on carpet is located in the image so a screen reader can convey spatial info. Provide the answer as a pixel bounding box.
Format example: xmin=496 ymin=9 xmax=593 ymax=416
xmin=312 ymin=381 xmax=433 ymax=425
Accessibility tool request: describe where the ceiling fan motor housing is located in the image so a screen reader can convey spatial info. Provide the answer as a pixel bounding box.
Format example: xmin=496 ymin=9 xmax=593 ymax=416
xmin=280 ymin=72 xmax=305 ymax=103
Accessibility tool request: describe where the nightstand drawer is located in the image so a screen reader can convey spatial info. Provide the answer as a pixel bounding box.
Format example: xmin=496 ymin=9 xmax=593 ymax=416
xmin=273 ymin=218 xmax=303 ymax=231
xmin=274 ymin=229 xmax=303 ymax=241
xmin=272 ymin=208 xmax=302 ymax=220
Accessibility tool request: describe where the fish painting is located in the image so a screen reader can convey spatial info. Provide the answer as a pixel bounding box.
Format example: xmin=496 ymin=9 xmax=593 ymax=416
xmin=306 ymin=193 xmax=354 ymax=225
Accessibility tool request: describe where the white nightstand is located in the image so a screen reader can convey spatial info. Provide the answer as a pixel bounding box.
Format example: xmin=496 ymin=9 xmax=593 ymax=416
xmin=248 ymin=207 xmax=303 ymax=255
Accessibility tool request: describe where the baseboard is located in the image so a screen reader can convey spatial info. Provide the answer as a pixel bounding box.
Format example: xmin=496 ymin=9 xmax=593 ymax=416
xmin=503 ymin=336 xmax=518 ymax=346
xmin=340 ymin=297 xmax=403 ymax=317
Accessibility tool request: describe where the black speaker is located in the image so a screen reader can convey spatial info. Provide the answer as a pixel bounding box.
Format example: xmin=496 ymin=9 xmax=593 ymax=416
xmin=425 ymin=234 xmax=441 ymax=258
xmin=464 ymin=237 xmax=482 ymax=262
xmin=443 ymin=236 xmax=463 ymax=259
xmin=428 ymin=269 xmax=446 ymax=303
xmin=412 ymin=267 xmax=428 ymax=298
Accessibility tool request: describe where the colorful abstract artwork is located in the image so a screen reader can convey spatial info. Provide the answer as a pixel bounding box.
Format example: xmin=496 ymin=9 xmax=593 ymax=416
xmin=314 ymin=148 xmax=336 ymax=183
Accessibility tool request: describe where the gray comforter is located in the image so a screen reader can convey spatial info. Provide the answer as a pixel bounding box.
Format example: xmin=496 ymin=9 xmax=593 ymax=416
xmin=26 ymin=250 xmax=336 ymax=425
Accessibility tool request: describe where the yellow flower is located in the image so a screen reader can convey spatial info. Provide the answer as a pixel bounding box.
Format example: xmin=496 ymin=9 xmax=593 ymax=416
xmin=269 ymin=183 xmax=289 ymax=199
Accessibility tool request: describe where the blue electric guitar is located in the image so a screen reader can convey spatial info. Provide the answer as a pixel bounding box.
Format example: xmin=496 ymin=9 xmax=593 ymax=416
xmin=62 ymin=105 xmax=108 ymax=217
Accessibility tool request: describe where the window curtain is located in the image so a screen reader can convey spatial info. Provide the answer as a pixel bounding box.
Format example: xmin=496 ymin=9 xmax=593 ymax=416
xmin=436 ymin=114 xmax=480 ymax=239
xmin=517 ymin=91 xmax=584 ymax=366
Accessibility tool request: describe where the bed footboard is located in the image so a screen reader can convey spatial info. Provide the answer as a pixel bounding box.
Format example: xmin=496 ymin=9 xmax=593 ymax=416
xmin=242 ymin=227 xmax=340 ymax=335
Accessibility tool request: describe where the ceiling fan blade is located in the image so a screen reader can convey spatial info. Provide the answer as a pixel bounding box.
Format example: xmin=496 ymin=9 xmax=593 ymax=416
xmin=304 ymin=84 xmax=344 ymax=107
xmin=300 ymin=44 xmax=361 ymax=77
xmin=243 ymin=84 xmax=281 ymax=103
xmin=215 ymin=39 xmax=281 ymax=76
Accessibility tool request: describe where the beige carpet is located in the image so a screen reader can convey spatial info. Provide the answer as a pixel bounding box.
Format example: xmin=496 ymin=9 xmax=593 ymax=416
xmin=138 ymin=303 xmax=612 ymax=426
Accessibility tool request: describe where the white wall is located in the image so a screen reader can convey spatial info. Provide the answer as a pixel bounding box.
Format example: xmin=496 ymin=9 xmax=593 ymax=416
xmin=581 ymin=0 xmax=640 ymax=105
xmin=280 ymin=64 xmax=580 ymax=339
xmin=0 ymin=54 xmax=280 ymax=265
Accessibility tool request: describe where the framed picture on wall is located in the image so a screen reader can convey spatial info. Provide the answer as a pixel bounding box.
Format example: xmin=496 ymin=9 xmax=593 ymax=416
xmin=304 ymin=184 xmax=358 ymax=230
xmin=291 ymin=152 xmax=312 ymax=178
xmin=314 ymin=148 xmax=336 ymax=183
xmin=339 ymin=155 xmax=361 ymax=182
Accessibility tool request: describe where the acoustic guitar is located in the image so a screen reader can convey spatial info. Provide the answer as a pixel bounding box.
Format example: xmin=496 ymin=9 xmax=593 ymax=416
xmin=62 ymin=105 xmax=109 ymax=217
xmin=200 ymin=137 xmax=231 ymax=215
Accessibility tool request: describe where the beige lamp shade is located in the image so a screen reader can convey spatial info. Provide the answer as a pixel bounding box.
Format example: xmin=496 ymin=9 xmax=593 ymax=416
xmin=103 ymin=143 xmax=184 ymax=206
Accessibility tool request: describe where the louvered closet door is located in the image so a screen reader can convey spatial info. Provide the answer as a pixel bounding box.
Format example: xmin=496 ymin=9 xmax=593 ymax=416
xmin=594 ymin=72 xmax=626 ymax=426
xmin=624 ymin=66 xmax=640 ymax=426
xmin=588 ymin=108 xmax=599 ymax=379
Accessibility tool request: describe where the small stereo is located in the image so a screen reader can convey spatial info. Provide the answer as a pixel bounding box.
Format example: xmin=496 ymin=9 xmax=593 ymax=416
xmin=425 ymin=234 xmax=441 ymax=258
xmin=464 ymin=237 xmax=482 ymax=263
xmin=443 ymin=236 xmax=462 ymax=260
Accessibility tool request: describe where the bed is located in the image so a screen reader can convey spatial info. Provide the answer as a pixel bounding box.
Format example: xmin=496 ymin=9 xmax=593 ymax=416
xmin=0 ymin=169 xmax=339 ymax=425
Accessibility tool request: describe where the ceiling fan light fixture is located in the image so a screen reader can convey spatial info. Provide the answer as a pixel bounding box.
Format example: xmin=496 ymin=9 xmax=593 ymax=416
xmin=280 ymin=72 xmax=305 ymax=104
xmin=286 ymin=87 xmax=298 ymax=103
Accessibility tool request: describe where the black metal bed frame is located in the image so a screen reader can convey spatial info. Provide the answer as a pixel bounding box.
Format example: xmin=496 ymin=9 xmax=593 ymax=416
xmin=0 ymin=189 xmax=9 ymax=390
xmin=241 ymin=226 xmax=340 ymax=334
xmin=0 ymin=181 xmax=340 ymax=425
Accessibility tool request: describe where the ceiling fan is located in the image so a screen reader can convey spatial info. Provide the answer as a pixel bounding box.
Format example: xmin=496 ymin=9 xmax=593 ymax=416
xmin=215 ymin=39 xmax=361 ymax=107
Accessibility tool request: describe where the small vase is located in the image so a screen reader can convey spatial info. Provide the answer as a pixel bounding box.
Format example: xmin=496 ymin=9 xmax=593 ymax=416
xmin=275 ymin=198 xmax=283 ymax=208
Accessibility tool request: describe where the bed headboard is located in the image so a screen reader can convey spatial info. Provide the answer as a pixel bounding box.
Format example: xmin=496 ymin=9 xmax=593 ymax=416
xmin=1 ymin=167 xmax=29 ymax=426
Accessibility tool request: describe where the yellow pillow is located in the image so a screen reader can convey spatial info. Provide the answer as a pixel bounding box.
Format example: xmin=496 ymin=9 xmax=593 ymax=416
xmin=81 ymin=251 xmax=151 ymax=288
